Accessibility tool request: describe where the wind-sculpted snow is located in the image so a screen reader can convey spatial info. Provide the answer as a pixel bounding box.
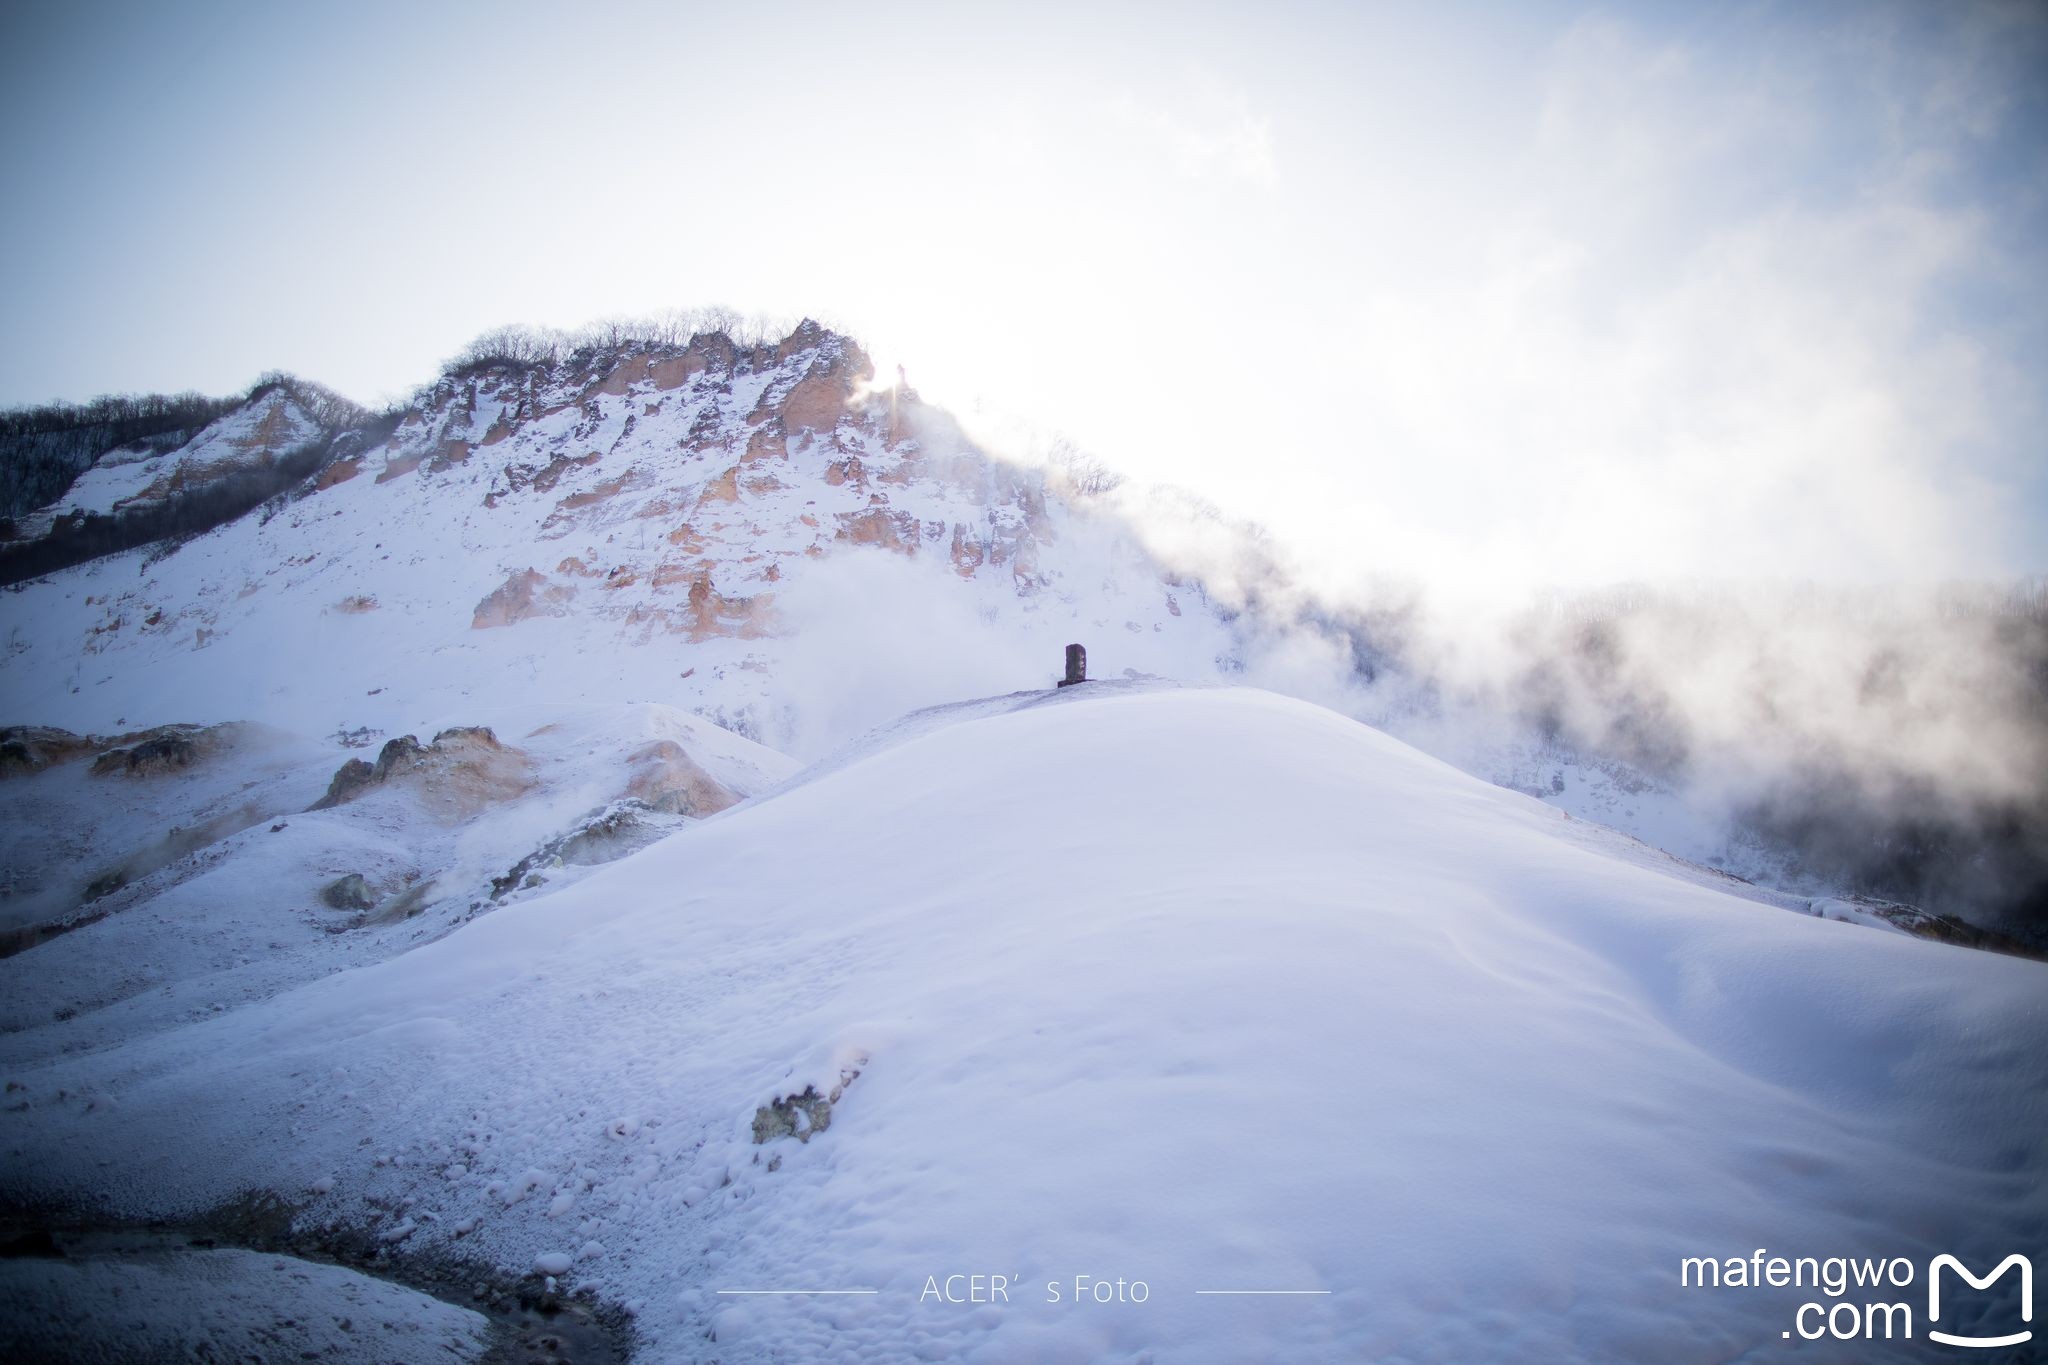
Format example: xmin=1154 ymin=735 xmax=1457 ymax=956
xmin=2 ymin=689 xmax=2039 ymax=1362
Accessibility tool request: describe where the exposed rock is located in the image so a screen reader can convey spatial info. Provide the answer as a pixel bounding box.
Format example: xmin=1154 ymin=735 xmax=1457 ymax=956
xmin=310 ymin=727 xmax=526 ymax=815
xmin=648 ymin=350 xmax=706 ymax=390
xmin=116 ymin=737 xmax=202 ymax=776
xmin=751 ymin=1088 xmax=832 ymax=1144
xmin=320 ymin=873 xmax=375 ymax=911
xmin=1810 ymin=896 xmax=2047 ymax=961
xmin=835 ymin=508 xmax=919 ymax=554
xmin=362 ymin=877 xmax=437 ymax=926
xmin=681 ymin=574 xmax=773 ymax=642
xmin=485 ymin=452 xmax=601 ymax=507
xmin=774 ymin=317 xmax=832 ymax=361
xmin=0 ymin=726 xmax=94 ymax=776
xmin=87 ymin=723 xmax=241 ymax=777
xmin=698 ymin=466 xmax=740 ymax=504
xmin=311 ymin=758 xmax=374 ymax=810
xmin=778 ymin=368 xmax=855 ymax=435
xmin=490 ymin=799 xmax=681 ymax=901
xmin=554 ymin=471 xmax=642 ymax=514
xmin=371 ymin=735 xmax=428 ymax=782
xmin=312 ymin=456 xmax=361 ymax=490
xmin=625 ymin=740 xmax=740 ymax=816
xmin=751 ymin=1066 xmax=861 ymax=1144
xmin=427 ymin=437 xmax=471 ymax=472
xmin=740 ymin=424 xmax=784 ymax=466
xmin=374 ymin=451 xmax=426 ymax=483
xmin=949 ymin=523 xmax=985 ymax=577
xmin=431 ymin=725 xmax=502 ymax=749
xmin=472 ymin=568 xmax=574 ymax=629
xmin=555 ymin=802 xmax=667 ymax=864
xmin=593 ymin=353 xmax=650 ymax=397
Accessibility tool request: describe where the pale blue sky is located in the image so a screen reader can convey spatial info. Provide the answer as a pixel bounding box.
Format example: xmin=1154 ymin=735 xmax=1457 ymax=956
xmin=2 ymin=0 xmax=2042 ymax=586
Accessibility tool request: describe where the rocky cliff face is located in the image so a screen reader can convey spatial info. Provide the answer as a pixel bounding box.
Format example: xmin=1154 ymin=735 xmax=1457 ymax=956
xmin=0 ymin=322 xmax=1234 ymax=754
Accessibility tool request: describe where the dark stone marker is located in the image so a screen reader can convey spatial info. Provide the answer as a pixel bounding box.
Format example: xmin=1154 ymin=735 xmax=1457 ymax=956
xmin=1058 ymin=642 xmax=1087 ymax=688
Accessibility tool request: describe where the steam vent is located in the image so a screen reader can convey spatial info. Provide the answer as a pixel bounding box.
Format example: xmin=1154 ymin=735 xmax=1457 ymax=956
xmin=1058 ymin=642 xmax=1087 ymax=688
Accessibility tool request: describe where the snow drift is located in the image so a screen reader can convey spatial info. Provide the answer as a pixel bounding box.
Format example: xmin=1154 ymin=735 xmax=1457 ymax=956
xmin=2 ymin=684 xmax=2040 ymax=1361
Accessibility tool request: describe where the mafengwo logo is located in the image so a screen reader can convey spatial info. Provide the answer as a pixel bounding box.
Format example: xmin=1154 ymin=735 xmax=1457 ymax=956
xmin=1681 ymin=1249 xmax=2032 ymax=1345
xmin=1929 ymin=1254 xmax=2032 ymax=1349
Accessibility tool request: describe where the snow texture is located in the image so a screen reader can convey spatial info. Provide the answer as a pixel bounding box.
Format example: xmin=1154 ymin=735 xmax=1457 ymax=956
xmin=3 ymin=686 xmax=2041 ymax=1362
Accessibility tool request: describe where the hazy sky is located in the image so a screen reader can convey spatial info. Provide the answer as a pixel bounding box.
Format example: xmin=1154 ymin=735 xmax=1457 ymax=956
xmin=2 ymin=0 xmax=2042 ymax=590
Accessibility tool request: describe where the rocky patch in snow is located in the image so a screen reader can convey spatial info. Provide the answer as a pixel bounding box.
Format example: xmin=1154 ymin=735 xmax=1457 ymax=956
xmin=471 ymin=566 xmax=575 ymax=629
xmin=622 ymin=739 xmax=738 ymax=817
xmin=489 ymin=800 xmax=683 ymax=902
xmin=0 ymin=726 xmax=96 ymax=776
xmin=751 ymin=1065 xmax=862 ymax=1145
xmin=86 ymin=721 xmax=250 ymax=777
xmin=310 ymin=726 xmax=534 ymax=820
xmin=320 ymin=872 xmax=376 ymax=912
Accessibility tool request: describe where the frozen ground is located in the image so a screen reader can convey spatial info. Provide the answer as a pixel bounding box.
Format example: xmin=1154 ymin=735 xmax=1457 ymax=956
xmin=2 ymin=686 xmax=2040 ymax=1362
xmin=0 ymin=1244 xmax=489 ymax=1362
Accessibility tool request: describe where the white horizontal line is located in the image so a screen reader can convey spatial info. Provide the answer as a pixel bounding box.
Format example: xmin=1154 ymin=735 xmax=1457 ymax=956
xmin=1195 ymin=1289 xmax=1332 ymax=1295
xmin=715 ymin=1289 xmax=880 ymax=1295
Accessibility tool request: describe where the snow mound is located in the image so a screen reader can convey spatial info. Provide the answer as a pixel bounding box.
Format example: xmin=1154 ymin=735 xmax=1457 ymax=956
xmin=1 ymin=687 xmax=2040 ymax=1362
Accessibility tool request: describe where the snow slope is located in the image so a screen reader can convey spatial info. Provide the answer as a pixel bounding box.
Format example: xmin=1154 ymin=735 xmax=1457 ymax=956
xmin=3 ymin=686 xmax=2039 ymax=1362
xmin=0 ymin=702 xmax=795 ymax=1060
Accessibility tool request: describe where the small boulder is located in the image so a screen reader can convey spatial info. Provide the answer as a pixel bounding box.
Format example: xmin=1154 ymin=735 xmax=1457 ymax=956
xmin=362 ymin=878 xmax=437 ymax=926
xmin=370 ymin=734 xmax=427 ymax=782
xmin=124 ymin=734 xmax=201 ymax=775
xmin=310 ymin=758 xmax=375 ymax=810
xmin=751 ymin=1067 xmax=862 ymax=1145
xmin=320 ymin=873 xmax=375 ymax=911
xmin=89 ymin=726 xmax=209 ymax=777
xmin=751 ymin=1087 xmax=836 ymax=1145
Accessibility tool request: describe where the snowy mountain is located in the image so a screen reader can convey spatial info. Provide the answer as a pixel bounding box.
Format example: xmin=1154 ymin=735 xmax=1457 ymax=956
xmin=0 ymin=322 xmax=1234 ymax=757
xmin=7 ymin=317 xmax=2005 ymax=949
xmin=2 ymin=685 xmax=2041 ymax=1361
xmin=0 ymin=318 xmax=2041 ymax=1360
